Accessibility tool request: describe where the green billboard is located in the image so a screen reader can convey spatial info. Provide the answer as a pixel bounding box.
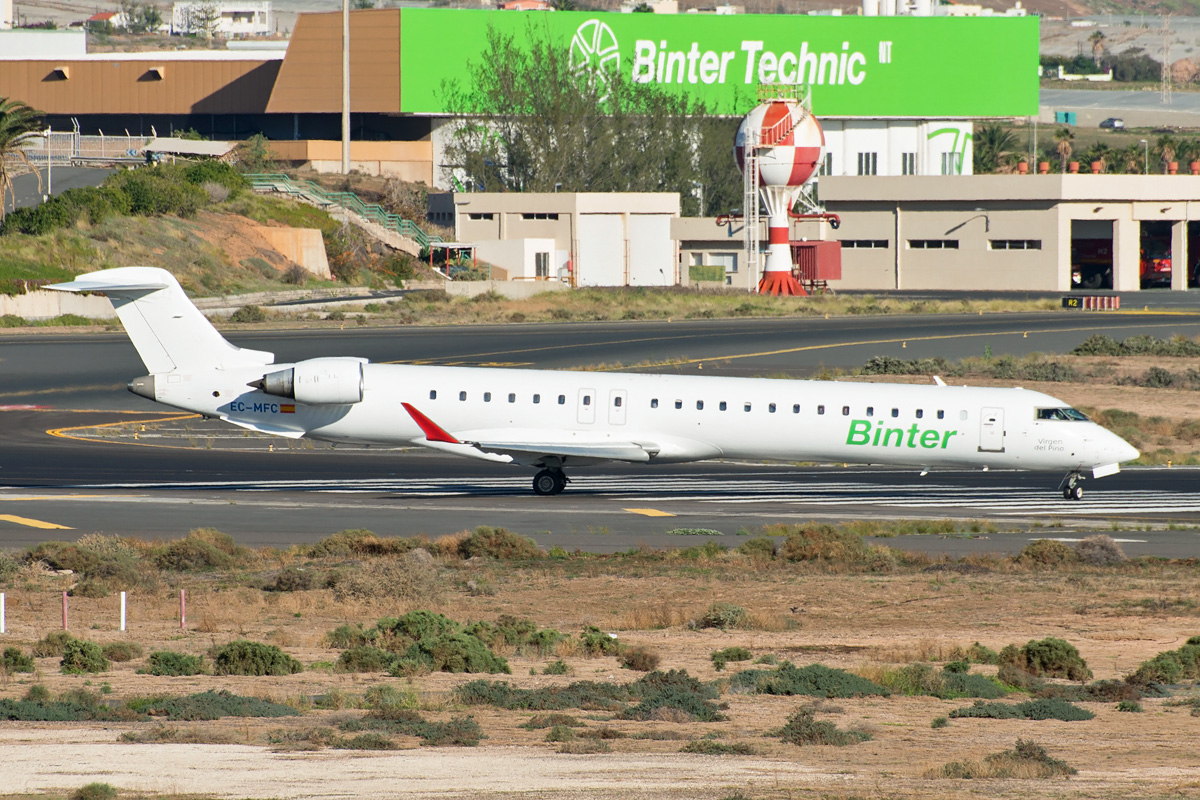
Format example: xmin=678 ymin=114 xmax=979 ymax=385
xmin=398 ymin=10 xmax=1038 ymax=117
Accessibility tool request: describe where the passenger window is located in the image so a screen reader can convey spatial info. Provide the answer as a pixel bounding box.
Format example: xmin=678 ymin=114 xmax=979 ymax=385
xmin=614 ymin=396 xmax=622 ymax=407
xmin=744 ymin=402 xmax=752 ymax=412
xmin=696 ymin=400 xmax=704 ymax=410
xmin=533 ymin=394 xmax=541 ymax=404
xmin=484 ymin=392 xmax=492 ymax=402
xmin=793 ymin=404 xmax=800 ymax=414
xmin=675 ymin=400 xmax=682 ymax=409
xmin=937 ymin=410 xmax=944 ymax=419
xmin=817 ymin=405 xmax=825 ymax=415
xmin=430 ymin=390 xmax=437 ymax=400
xmin=891 ymin=408 xmax=899 ymax=418
xmin=508 ymin=393 xmax=516 ymax=403
xmin=769 ymin=403 xmax=776 ymax=413
xmin=558 ymin=395 xmax=566 ymax=405
xmin=842 ymin=406 xmax=850 ymax=416
xmin=459 ymin=391 xmax=467 ymax=401
xmin=719 ymin=401 xmax=727 ymax=411
xmin=583 ymin=395 xmax=591 ymax=406
xmin=916 ymin=409 xmax=924 ymax=419
xmin=651 ymin=398 xmax=658 ymax=408
xmin=866 ymin=406 xmax=873 ymax=417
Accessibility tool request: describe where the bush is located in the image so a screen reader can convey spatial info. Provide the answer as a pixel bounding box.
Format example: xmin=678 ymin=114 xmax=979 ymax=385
xmin=778 ymin=524 xmax=867 ymax=562
xmin=210 ymin=640 xmax=302 ymax=676
xmin=711 ymin=646 xmax=753 ymax=671
xmin=457 ymin=526 xmax=543 ymax=560
xmin=61 ymin=639 xmax=109 ymax=674
xmin=32 ymin=630 xmax=75 ymax=658
xmin=154 ymin=531 xmax=235 ymax=571
xmin=107 ymin=165 xmax=206 ymax=218
xmin=878 ymin=663 xmax=1006 ymax=699
xmin=337 ymin=646 xmax=396 ymax=673
xmin=620 ymin=669 xmax=726 ymax=722
xmin=940 ymin=738 xmax=1076 ymax=779
xmin=270 ymin=566 xmax=317 ymax=592
xmin=183 ymin=160 xmax=247 ymax=196
xmin=127 ymin=690 xmax=299 ymax=720
xmin=543 ymin=660 xmax=570 ymax=675
xmin=397 ymin=632 xmax=510 ymax=675
xmin=579 ymin=626 xmax=621 ymax=656
xmin=1018 ymin=539 xmax=1078 ymax=567
xmin=949 ymin=698 xmax=1094 ymax=721
xmin=521 ymin=713 xmax=581 ymax=729
xmin=326 ymin=553 xmax=442 ymax=604
xmin=776 ymin=709 xmax=870 ymax=746
xmin=736 ymin=537 xmax=776 ymax=560
xmin=621 ymin=646 xmax=661 ymax=672
xmin=1074 ymin=534 xmax=1127 ymax=565
xmin=730 ymin=662 xmax=890 ymax=698
xmin=145 ymin=650 xmax=205 ymax=677
xmin=1117 ymin=700 xmax=1143 ymax=712
xmin=1001 ymin=637 xmax=1092 ymax=682
xmin=696 ymin=602 xmax=747 ymax=630
xmin=1127 ymin=639 xmax=1200 ymax=686
xmin=2 ymin=647 xmax=35 ymax=673
xmin=71 ymin=783 xmax=118 ymax=800
xmin=680 ymin=740 xmax=756 ymax=755
xmin=101 ymin=642 xmax=143 ymax=663
xmin=932 ymin=716 xmax=949 ymax=729
xmin=230 ymin=304 xmax=268 ymax=323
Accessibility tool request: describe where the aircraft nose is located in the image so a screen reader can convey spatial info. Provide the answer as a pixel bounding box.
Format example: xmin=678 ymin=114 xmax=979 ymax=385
xmin=1108 ymin=431 xmax=1139 ymax=463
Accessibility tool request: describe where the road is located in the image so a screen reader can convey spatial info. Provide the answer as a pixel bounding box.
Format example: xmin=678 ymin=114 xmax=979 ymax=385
xmin=2 ymin=167 xmax=115 ymax=214
xmin=3 ymin=311 xmax=1200 ymax=555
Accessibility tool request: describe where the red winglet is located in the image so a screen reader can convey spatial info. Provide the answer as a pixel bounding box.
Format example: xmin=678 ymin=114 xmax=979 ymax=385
xmin=401 ymin=402 xmax=461 ymax=444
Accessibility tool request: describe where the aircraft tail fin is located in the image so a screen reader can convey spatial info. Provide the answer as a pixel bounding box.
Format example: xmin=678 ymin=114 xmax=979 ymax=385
xmin=48 ymin=267 xmax=274 ymax=373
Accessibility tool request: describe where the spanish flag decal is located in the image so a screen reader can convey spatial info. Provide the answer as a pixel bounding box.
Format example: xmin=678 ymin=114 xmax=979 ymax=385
xmin=281 ymin=404 xmax=296 ymax=414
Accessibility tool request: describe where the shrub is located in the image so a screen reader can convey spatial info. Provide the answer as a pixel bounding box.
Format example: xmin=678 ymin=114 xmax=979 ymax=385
xmin=967 ymin=642 xmax=999 ymax=665
xmin=154 ymin=534 xmax=234 ymax=571
xmin=101 ymin=642 xmax=143 ymax=663
xmin=543 ymin=660 xmax=570 ymax=675
xmin=545 ymin=724 xmax=575 ymax=742
xmin=127 ymin=690 xmax=299 ymax=720
xmin=270 ymin=567 xmax=317 ymax=592
xmin=522 ymin=713 xmax=581 ymax=729
xmin=949 ymin=699 xmax=1094 ymax=721
xmin=145 ymin=650 xmax=204 ymax=677
xmin=730 ymin=662 xmax=890 ymax=698
xmin=457 ymin=526 xmax=543 ymax=560
xmin=1073 ymin=534 xmax=1126 ymax=565
xmin=183 ymin=160 xmax=247 ymax=196
xmin=383 ymin=610 xmax=460 ymax=643
xmin=336 ymin=646 xmax=396 ymax=673
xmin=107 ymin=165 xmax=206 ymax=217
xmin=696 ymin=602 xmax=747 ymax=630
xmin=620 ymin=669 xmax=726 ymax=722
xmin=620 ymin=646 xmax=661 ymax=672
xmin=2 ymin=647 xmax=35 ymax=673
xmin=579 ymin=626 xmax=621 ymax=656
xmin=940 ymin=738 xmax=1076 ymax=779
xmin=680 ymin=740 xmax=756 ymax=755
xmin=338 ymin=732 xmax=397 ymax=750
xmin=932 ymin=716 xmax=949 ymax=729
xmin=1127 ymin=639 xmax=1200 ymax=686
xmin=1001 ymin=637 xmax=1092 ymax=681
xmin=325 ymin=623 xmax=370 ymax=649
xmin=33 ymin=631 xmax=76 ymax=658
xmin=776 ymin=709 xmax=870 ymax=746
xmin=778 ymin=524 xmax=867 ymax=562
xmin=1018 ymin=539 xmax=1078 ymax=567
xmin=454 ymin=679 xmax=628 ymax=712
xmin=210 ymin=640 xmax=303 ymax=676
xmin=71 ymin=783 xmax=118 ymax=800
xmin=736 ymin=537 xmax=777 ymax=560
xmin=711 ymin=646 xmax=753 ymax=671
xmin=327 ymin=553 xmax=442 ymax=604
xmin=878 ymin=663 xmax=1006 ymax=699
xmin=61 ymin=639 xmax=109 ymax=674
xmin=1117 ymin=700 xmax=1143 ymax=712
xmin=230 ymin=304 xmax=268 ymax=323
xmin=397 ymin=632 xmax=510 ymax=675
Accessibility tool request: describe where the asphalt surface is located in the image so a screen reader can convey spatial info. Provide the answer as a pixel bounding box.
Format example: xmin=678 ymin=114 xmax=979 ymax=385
xmin=2 ymin=167 xmax=115 ymax=213
xmin=3 ymin=311 xmax=1200 ymax=555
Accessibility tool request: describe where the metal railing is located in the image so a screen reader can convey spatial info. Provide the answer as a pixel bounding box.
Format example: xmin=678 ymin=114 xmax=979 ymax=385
xmin=245 ymin=173 xmax=444 ymax=250
xmin=20 ymin=127 xmax=152 ymax=166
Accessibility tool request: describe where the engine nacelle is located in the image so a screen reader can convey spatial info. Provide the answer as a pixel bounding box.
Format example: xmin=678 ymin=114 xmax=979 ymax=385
xmin=253 ymin=357 xmax=365 ymax=405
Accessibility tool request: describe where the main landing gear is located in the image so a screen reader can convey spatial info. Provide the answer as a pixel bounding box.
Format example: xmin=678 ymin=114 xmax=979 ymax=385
xmin=532 ymin=468 xmax=568 ymax=496
xmin=1059 ymin=472 xmax=1085 ymax=501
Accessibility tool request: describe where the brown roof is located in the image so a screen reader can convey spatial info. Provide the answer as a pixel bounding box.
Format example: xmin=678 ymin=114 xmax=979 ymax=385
xmin=266 ymin=9 xmax=401 ymax=114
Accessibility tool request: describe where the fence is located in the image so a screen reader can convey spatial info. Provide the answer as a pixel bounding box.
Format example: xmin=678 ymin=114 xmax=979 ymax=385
xmin=20 ymin=127 xmax=152 ymax=167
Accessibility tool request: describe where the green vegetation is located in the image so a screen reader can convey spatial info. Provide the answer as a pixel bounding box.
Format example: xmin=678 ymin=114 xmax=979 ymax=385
xmin=999 ymin=637 xmax=1092 ymax=682
xmin=711 ymin=646 xmax=753 ymax=671
xmin=730 ymin=663 xmax=890 ymax=698
xmin=775 ymin=708 xmax=871 ymax=746
xmin=101 ymin=641 xmax=143 ymax=662
xmin=0 ymin=685 xmax=295 ymax=722
xmin=210 ymin=640 xmax=303 ymax=676
xmin=1074 ymin=334 xmax=1200 ymax=357
xmin=620 ymin=646 xmax=661 ymax=672
xmin=71 ymin=784 xmax=118 ymax=800
xmin=2 ymin=646 xmax=34 ymax=673
xmin=125 ymin=690 xmax=299 ymax=720
xmin=1126 ymin=635 xmax=1200 ymax=687
xmin=696 ymin=602 xmax=747 ymax=630
xmin=457 ymin=526 xmax=544 ymax=560
xmin=144 ymin=650 xmax=206 ymax=677
xmin=874 ymin=662 xmax=1006 ymax=699
xmin=680 ymin=740 xmax=756 ymax=755
xmin=60 ymin=638 xmax=109 ymax=674
xmin=949 ymin=699 xmax=1095 ymax=721
xmin=938 ymin=738 xmax=1076 ymax=779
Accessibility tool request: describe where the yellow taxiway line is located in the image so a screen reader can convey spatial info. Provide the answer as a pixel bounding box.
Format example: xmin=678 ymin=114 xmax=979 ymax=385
xmin=0 ymin=514 xmax=72 ymax=530
xmin=623 ymin=508 xmax=676 ymax=517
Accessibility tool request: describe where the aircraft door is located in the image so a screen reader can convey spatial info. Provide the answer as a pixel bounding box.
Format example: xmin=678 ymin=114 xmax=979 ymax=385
xmin=979 ymin=407 xmax=1005 ymax=452
xmin=608 ymin=389 xmax=627 ymax=425
xmin=577 ymin=388 xmax=596 ymax=424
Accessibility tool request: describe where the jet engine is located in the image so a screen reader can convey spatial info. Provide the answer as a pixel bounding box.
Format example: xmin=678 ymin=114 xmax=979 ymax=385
xmin=252 ymin=357 xmax=365 ymax=405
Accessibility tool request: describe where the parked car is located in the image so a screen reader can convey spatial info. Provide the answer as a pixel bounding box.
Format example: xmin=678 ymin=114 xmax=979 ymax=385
xmin=1099 ymin=117 xmax=1125 ymax=130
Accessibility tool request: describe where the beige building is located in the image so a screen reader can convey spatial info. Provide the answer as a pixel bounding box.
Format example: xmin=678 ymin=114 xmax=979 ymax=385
xmin=678 ymin=175 xmax=1200 ymax=293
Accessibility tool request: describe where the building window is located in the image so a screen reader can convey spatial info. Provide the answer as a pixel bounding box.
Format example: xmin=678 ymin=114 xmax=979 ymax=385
xmin=841 ymin=240 xmax=889 ymax=249
xmin=959 ymin=410 xmax=968 ymax=420
xmin=842 ymin=405 xmax=850 ymax=416
xmin=821 ymin=152 xmax=833 ymax=176
xmin=908 ymin=239 xmax=959 ymax=250
xmin=535 ymin=252 xmax=550 ymax=277
xmin=856 ymin=152 xmax=878 ymax=176
xmin=990 ymin=239 xmax=1042 ymax=250
xmin=940 ymin=152 xmax=963 ymax=175
xmin=521 ymin=212 xmax=559 ymax=220
xmin=467 ymin=212 xmax=494 ymax=220
xmin=582 ymin=395 xmax=591 ymax=406
xmin=901 ymin=152 xmax=917 ymax=175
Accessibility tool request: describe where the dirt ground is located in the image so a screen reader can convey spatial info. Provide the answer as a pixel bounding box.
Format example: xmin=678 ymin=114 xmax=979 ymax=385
xmin=4 ymin=558 xmax=1200 ymax=800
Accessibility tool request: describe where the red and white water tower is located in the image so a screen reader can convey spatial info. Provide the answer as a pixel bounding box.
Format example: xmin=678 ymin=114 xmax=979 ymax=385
xmin=734 ymin=89 xmax=834 ymax=295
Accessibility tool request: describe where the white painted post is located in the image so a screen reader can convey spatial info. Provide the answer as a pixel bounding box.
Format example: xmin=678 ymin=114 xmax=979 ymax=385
xmin=180 ymin=588 xmax=186 ymax=630
xmin=1 ymin=592 xmax=5 ymax=634
xmin=120 ymin=591 xmax=126 ymax=632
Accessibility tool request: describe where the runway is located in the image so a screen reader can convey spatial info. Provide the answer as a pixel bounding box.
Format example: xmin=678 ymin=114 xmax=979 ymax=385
xmin=3 ymin=311 xmax=1200 ymax=556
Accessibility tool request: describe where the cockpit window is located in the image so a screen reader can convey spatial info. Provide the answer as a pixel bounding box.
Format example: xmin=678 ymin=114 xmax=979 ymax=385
xmin=1036 ymin=407 xmax=1089 ymax=421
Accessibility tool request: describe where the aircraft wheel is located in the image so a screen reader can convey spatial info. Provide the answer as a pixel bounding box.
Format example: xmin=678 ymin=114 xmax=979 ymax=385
xmin=1069 ymin=484 xmax=1084 ymax=501
xmin=533 ymin=469 xmax=565 ymax=496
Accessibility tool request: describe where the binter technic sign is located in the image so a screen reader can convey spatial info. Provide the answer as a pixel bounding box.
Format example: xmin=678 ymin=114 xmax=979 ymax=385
xmin=398 ymin=9 xmax=1038 ymax=117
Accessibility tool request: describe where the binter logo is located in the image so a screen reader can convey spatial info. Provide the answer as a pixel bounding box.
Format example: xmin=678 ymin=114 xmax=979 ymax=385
xmin=570 ymin=19 xmax=621 ymax=100
xmin=846 ymin=419 xmax=958 ymax=450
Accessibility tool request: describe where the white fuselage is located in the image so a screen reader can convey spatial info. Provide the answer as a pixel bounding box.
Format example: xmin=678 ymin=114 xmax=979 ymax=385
xmin=154 ymin=363 xmax=1138 ymax=473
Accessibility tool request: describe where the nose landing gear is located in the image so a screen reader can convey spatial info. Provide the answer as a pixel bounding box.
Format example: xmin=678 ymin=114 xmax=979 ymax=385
xmin=1059 ymin=471 xmax=1084 ymax=501
xmin=532 ymin=468 xmax=568 ymax=496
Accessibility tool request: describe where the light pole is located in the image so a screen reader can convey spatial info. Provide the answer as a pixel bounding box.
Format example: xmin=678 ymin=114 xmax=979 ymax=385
xmin=1140 ymin=139 xmax=1148 ymax=174
xmin=973 ymin=207 xmax=989 ymax=233
xmin=341 ymin=0 xmax=350 ymax=174
xmin=42 ymin=127 xmax=52 ymax=202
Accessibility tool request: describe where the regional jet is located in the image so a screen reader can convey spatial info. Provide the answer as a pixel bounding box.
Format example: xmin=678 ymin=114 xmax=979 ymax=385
xmin=50 ymin=268 xmax=1139 ymax=500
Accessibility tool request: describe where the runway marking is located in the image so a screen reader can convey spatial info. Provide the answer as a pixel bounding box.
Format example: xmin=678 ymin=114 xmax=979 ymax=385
xmin=0 ymin=514 xmax=72 ymax=530
xmin=47 ymin=414 xmax=203 ymax=448
xmin=623 ymin=508 xmax=676 ymax=517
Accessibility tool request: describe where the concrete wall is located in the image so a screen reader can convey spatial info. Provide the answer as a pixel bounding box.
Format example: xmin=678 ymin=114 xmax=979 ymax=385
xmin=1 ymin=290 xmax=116 ymax=320
xmin=255 ymin=226 xmax=331 ymax=279
xmin=270 ymin=140 xmax=433 ymax=184
xmin=474 ymin=238 xmax=558 ymax=281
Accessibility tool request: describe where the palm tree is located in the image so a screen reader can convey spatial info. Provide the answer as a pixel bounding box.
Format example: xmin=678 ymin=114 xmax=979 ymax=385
xmin=973 ymin=122 xmax=1019 ymax=174
xmin=1089 ymin=31 xmax=1106 ymax=68
xmin=0 ymin=98 xmax=44 ymax=224
xmin=1156 ymin=135 xmax=1177 ymax=173
xmin=1054 ymin=127 xmax=1074 ymax=173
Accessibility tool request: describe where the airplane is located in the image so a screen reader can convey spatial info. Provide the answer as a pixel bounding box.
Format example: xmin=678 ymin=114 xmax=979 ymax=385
xmin=49 ymin=267 xmax=1140 ymax=501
